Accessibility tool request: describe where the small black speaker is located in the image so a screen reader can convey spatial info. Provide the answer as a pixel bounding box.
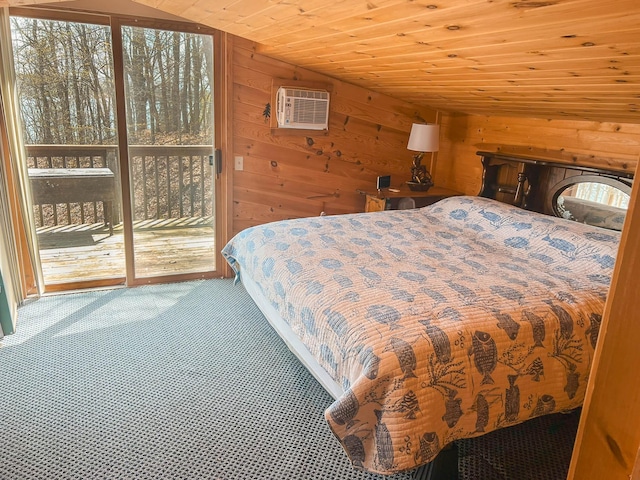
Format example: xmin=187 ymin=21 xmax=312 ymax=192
xmin=376 ymin=175 xmax=391 ymax=190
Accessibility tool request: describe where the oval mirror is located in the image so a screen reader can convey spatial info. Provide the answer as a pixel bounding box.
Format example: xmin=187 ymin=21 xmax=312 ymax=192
xmin=549 ymin=175 xmax=632 ymax=231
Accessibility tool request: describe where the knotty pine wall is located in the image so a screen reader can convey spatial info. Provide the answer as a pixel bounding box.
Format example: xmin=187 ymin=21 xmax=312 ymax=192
xmin=435 ymin=113 xmax=640 ymax=195
xmin=231 ymin=36 xmax=438 ymax=234
xmin=230 ymin=35 xmax=640 ymax=235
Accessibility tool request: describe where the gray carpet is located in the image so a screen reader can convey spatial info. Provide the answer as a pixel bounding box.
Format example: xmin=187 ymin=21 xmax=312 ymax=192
xmin=0 ymin=279 xmax=578 ymax=479
xmin=0 ymin=279 xmax=414 ymax=480
xmin=457 ymin=409 xmax=580 ymax=480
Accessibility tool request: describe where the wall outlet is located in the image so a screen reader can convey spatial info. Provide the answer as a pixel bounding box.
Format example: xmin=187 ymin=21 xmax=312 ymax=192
xmin=234 ymin=155 xmax=244 ymax=171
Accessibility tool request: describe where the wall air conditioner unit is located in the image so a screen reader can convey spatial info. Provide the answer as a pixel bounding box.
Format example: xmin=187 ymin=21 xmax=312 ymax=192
xmin=276 ymin=87 xmax=330 ymax=130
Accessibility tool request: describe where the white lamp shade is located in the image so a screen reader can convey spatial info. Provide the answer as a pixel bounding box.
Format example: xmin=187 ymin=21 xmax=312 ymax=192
xmin=407 ymin=123 xmax=439 ymax=152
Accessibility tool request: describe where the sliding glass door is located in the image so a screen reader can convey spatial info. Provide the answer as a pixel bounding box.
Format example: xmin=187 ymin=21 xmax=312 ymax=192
xmin=10 ymin=11 xmax=222 ymax=290
xmin=121 ymin=25 xmax=217 ymax=278
xmin=10 ymin=16 xmax=126 ymax=289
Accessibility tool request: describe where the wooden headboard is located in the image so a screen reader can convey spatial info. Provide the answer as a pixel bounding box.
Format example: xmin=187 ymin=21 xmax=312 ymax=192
xmin=476 ymin=150 xmax=634 ymax=217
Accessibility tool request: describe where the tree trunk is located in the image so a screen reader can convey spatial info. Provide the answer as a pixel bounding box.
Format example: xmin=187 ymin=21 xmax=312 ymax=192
xmin=182 ymin=33 xmax=191 ymax=134
xmin=120 ymin=29 xmax=135 ymax=140
xmin=154 ymin=30 xmax=169 ymax=135
xmin=191 ymin=36 xmax=201 ymax=135
xmin=171 ymin=31 xmax=181 ymax=135
xmin=143 ymin=30 xmax=158 ymax=144
xmin=130 ymin=27 xmax=148 ymax=140
xmin=66 ymin=23 xmax=85 ymax=144
xmin=33 ymin=20 xmax=53 ymax=144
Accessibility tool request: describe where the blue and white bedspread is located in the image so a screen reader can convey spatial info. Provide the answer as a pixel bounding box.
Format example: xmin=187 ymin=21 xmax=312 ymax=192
xmin=221 ymin=196 xmax=619 ymax=474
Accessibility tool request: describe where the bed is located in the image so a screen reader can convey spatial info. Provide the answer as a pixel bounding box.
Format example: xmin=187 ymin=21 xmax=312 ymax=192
xmin=221 ymin=194 xmax=619 ymax=475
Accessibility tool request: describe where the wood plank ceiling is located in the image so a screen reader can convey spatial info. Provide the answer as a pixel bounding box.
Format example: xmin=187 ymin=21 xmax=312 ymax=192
xmin=5 ymin=0 xmax=640 ymax=123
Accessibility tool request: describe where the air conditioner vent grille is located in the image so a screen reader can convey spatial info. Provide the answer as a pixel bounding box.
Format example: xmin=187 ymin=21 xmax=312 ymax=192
xmin=276 ymin=87 xmax=330 ymax=130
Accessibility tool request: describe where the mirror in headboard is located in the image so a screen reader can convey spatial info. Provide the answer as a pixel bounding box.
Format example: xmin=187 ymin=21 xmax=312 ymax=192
xmin=477 ymin=149 xmax=635 ymax=229
xmin=548 ymin=175 xmax=632 ymax=231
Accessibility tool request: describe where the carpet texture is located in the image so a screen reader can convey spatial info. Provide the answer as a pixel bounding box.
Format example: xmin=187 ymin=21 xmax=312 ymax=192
xmin=457 ymin=409 xmax=580 ymax=480
xmin=0 ymin=279 xmax=578 ymax=479
xmin=0 ymin=280 xmax=413 ymax=480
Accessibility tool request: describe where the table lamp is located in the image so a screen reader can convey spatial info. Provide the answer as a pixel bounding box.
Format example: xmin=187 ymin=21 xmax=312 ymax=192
xmin=407 ymin=123 xmax=439 ymax=191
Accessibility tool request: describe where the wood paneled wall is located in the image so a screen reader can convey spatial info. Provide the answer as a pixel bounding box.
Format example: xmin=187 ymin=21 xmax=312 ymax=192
xmin=231 ymin=36 xmax=438 ymax=234
xmin=436 ymin=114 xmax=640 ymax=195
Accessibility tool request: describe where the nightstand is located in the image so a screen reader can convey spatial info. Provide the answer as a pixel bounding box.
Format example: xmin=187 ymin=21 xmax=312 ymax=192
xmin=359 ymin=184 xmax=463 ymax=212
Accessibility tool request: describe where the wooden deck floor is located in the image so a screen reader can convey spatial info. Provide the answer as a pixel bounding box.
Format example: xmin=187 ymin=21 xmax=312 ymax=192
xmin=37 ymin=217 xmax=216 ymax=286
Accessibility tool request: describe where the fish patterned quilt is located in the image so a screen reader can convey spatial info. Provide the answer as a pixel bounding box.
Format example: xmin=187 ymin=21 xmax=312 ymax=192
xmin=221 ymin=196 xmax=619 ymax=474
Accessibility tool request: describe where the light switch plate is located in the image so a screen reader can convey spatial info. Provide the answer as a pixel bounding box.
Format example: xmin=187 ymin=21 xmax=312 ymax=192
xmin=234 ymin=156 xmax=243 ymax=171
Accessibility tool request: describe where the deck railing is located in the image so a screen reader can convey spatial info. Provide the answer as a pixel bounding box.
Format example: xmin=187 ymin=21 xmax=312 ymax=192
xmin=128 ymin=145 xmax=213 ymax=222
xmin=26 ymin=144 xmax=213 ymax=228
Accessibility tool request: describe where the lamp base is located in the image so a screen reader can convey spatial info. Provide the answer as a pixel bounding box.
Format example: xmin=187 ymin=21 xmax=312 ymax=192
xmin=407 ymin=181 xmax=433 ymax=192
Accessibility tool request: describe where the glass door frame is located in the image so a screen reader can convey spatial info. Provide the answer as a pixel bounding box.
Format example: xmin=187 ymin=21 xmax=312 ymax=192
xmin=112 ymin=16 xmax=225 ymax=285
xmin=8 ymin=7 xmax=228 ymax=289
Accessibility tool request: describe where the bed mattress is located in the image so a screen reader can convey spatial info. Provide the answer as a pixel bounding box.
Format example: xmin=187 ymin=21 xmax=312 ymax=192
xmin=222 ymin=196 xmax=618 ymax=474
